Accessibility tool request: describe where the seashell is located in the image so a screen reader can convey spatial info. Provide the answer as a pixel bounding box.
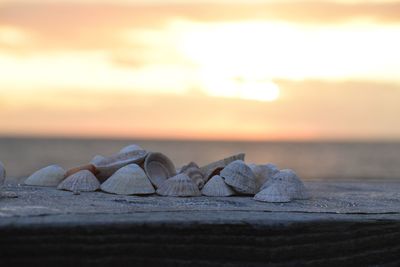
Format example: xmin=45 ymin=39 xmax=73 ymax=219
xmin=57 ymin=170 xmax=100 ymax=192
xmin=220 ymin=160 xmax=257 ymax=195
xmin=24 ymin=165 xmax=66 ymax=187
xmin=90 ymin=155 xmax=106 ymax=165
xmin=156 ymin=173 xmax=201 ymax=197
xmin=0 ymin=161 xmax=5 ymax=186
xmin=200 ymin=153 xmax=245 ymax=182
xmin=248 ymin=163 xmax=279 ymax=190
xmin=93 ymin=150 xmax=148 ymax=182
xmin=201 ymin=175 xmax=235 ymax=197
xmin=119 ymin=144 xmax=144 ymax=154
xmin=179 ymin=162 xmax=205 ymax=189
xmin=260 ymin=169 xmax=310 ymax=200
xmin=144 ymin=152 xmax=176 ymax=188
xmin=65 ymin=164 xmax=98 ymax=178
xmin=254 ymin=182 xmax=291 ymax=203
xmin=100 ymin=164 xmax=155 ymax=195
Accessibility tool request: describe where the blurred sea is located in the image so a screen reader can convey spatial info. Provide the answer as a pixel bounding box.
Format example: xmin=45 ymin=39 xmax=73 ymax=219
xmin=0 ymin=137 xmax=399 ymax=181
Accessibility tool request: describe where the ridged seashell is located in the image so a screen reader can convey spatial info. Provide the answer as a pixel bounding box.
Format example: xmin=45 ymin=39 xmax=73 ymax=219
xmin=254 ymin=182 xmax=292 ymax=203
xmin=100 ymin=164 xmax=155 ymax=195
xmin=90 ymin=155 xmax=106 ymax=165
xmin=24 ymin=165 xmax=66 ymax=187
xmin=0 ymin=161 xmax=6 ymax=186
xmin=119 ymin=144 xmax=144 ymax=154
xmin=57 ymin=170 xmax=100 ymax=192
xmin=93 ymin=150 xmax=148 ymax=182
xmin=65 ymin=164 xmax=98 ymax=178
xmin=248 ymin=163 xmax=279 ymax=190
xmin=259 ymin=169 xmax=310 ymax=201
xmin=201 ymin=175 xmax=235 ymax=197
xmin=200 ymin=153 xmax=245 ymax=182
xmin=144 ymin=152 xmax=176 ymax=189
xmin=156 ymin=173 xmax=201 ymax=197
xmin=220 ymin=160 xmax=257 ymax=195
xmin=180 ymin=162 xmax=205 ymax=189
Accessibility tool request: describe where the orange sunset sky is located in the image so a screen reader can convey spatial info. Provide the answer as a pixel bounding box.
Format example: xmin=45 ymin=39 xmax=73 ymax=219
xmin=0 ymin=0 xmax=400 ymax=140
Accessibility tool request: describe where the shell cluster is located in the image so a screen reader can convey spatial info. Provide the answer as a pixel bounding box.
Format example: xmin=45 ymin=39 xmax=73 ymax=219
xmin=21 ymin=143 xmax=309 ymax=202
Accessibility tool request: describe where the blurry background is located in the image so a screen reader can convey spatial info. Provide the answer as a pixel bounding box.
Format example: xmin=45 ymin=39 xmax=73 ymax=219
xmin=0 ymin=0 xmax=399 ymax=179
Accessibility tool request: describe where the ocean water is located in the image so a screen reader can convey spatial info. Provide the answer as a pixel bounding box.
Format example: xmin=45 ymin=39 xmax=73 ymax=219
xmin=0 ymin=137 xmax=399 ymax=181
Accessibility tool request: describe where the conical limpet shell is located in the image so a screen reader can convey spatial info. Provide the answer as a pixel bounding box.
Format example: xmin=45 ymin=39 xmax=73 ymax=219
xmin=100 ymin=164 xmax=155 ymax=195
xmin=201 ymin=175 xmax=235 ymax=197
xmin=119 ymin=144 xmax=144 ymax=154
xmin=57 ymin=170 xmax=100 ymax=192
xmin=254 ymin=182 xmax=291 ymax=203
xmin=65 ymin=164 xmax=98 ymax=178
xmin=0 ymin=161 xmax=5 ymax=186
xmin=220 ymin=160 xmax=257 ymax=195
xmin=248 ymin=163 xmax=279 ymax=190
xmin=260 ymin=169 xmax=309 ymax=200
xmin=180 ymin=162 xmax=205 ymax=189
xmin=200 ymin=153 xmax=245 ymax=182
xmin=24 ymin=165 xmax=66 ymax=187
xmin=93 ymin=150 xmax=148 ymax=182
xmin=156 ymin=173 xmax=201 ymax=197
xmin=144 ymin=152 xmax=176 ymax=189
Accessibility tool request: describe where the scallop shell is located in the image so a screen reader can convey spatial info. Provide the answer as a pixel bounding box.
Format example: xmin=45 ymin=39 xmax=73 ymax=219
xmin=0 ymin=161 xmax=5 ymax=186
xmin=260 ymin=169 xmax=310 ymax=200
xmin=57 ymin=170 xmax=100 ymax=192
xmin=254 ymin=182 xmax=292 ymax=203
xmin=24 ymin=165 xmax=66 ymax=187
xmin=119 ymin=144 xmax=144 ymax=154
xmin=200 ymin=153 xmax=245 ymax=182
xmin=156 ymin=173 xmax=201 ymax=197
xmin=248 ymin=163 xmax=279 ymax=190
xmin=100 ymin=164 xmax=155 ymax=195
xmin=180 ymin=162 xmax=205 ymax=189
xmin=220 ymin=160 xmax=257 ymax=195
xmin=93 ymin=150 xmax=148 ymax=182
xmin=90 ymin=155 xmax=106 ymax=165
xmin=65 ymin=164 xmax=98 ymax=178
xmin=144 ymin=152 xmax=176 ymax=188
xmin=201 ymin=175 xmax=235 ymax=197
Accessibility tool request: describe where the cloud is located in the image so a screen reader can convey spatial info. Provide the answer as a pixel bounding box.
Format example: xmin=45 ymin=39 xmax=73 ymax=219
xmin=1 ymin=1 xmax=400 ymax=52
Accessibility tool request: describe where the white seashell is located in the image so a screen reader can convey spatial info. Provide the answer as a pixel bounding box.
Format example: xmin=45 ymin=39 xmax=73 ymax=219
xmin=0 ymin=161 xmax=5 ymax=186
xmin=200 ymin=153 xmax=245 ymax=182
xmin=260 ymin=169 xmax=309 ymax=200
xmin=90 ymin=155 xmax=106 ymax=165
xmin=254 ymin=182 xmax=292 ymax=203
xmin=248 ymin=163 xmax=279 ymax=190
xmin=156 ymin=173 xmax=201 ymax=197
xmin=220 ymin=160 xmax=257 ymax=195
xmin=119 ymin=144 xmax=144 ymax=154
xmin=93 ymin=150 xmax=148 ymax=182
xmin=100 ymin=164 xmax=155 ymax=195
xmin=57 ymin=170 xmax=100 ymax=192
xmin=180 ymin=162 xmax=205 ymax=189
xmin=144 ymin=152 xmax=176 ymax=189
xmin=201 ymin=175 xmax=235 ymax=197
xmin=24 ymin=165 xmax=66 ymax=187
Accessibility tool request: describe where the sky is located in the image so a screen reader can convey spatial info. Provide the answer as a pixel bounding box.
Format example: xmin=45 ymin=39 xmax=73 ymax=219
xmin=0 ymin=0 xmax=400 ymax=140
